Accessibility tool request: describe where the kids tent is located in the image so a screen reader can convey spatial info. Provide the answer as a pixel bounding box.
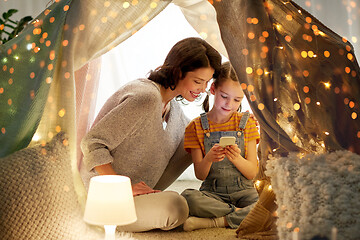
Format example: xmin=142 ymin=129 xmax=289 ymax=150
xmin=0 ymin=0 xmax=359 ymax=239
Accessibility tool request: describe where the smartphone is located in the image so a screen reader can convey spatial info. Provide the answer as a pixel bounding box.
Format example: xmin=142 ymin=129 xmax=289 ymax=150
xmin=219 ymin=136 xmax=236 ymax=148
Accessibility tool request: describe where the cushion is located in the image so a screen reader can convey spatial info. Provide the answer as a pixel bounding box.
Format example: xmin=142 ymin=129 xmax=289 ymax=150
xmin=265 ymin=151 xmax=360 ymax=240
xmin=0 ymin=132 xmax=101 ymax=240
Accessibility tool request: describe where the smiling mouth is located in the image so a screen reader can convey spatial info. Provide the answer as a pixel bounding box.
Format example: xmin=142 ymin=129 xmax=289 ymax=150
xmin=190 ymin=91 xmax=201 ymax=98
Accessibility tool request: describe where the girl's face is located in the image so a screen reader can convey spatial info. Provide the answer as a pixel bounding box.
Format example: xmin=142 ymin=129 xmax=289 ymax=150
xmin=176 ymin=67 xmax=214 ymax=102
xmin=210 ymin=79 xmax=244 ymax=116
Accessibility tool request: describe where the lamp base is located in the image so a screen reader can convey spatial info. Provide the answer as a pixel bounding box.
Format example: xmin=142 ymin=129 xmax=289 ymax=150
xmin=104 ymin=225 xmax=116 ymax=240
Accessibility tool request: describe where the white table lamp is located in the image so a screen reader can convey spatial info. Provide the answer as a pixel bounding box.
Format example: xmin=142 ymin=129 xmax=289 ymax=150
xmin=83 ymin=175 xmax=137 ymax=240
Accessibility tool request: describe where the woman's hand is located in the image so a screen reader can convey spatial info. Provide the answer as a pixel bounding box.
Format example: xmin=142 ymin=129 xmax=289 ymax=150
xmin=224 ymin=145 xmax=242 ymax=163
xmin=204 ymin=144 xmax=226 ymax=163
xmin=132 ymin=181 xmax=161 ymax=196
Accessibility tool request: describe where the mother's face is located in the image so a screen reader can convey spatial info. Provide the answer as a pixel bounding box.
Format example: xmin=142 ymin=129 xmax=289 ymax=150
xmin=176 ymin=67 xmax=214 ymax=102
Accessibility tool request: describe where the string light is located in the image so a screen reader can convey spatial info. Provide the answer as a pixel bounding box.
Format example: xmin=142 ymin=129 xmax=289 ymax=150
xmin=323 ymin=82 xmax=331 ymax=88
xmin=275 ymin=23 xmax=282 ymax=31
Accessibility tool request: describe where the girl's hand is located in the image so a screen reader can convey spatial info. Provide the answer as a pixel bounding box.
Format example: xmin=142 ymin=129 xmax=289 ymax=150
xmin=132 ymin=181 xmax=161 ymax=196
xmin=204 ymin=144 xmax=226 ymax=163
xmin=224 ymin=145 xmax=242 ymax=163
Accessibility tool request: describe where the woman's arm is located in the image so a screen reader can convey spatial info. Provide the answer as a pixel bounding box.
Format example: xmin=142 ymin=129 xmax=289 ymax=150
xmin=191 ymin=145 xmax=225 ymax=181
xmin=95 ymin=163 xmax=160 ymax=196
xmin=225 ymin=139 xmax=258 ymax=179
xmin=94 ymin=163 xmax=117 ymax=175
xmin=154 ymin=139 xmax=193 ymax=191
xmin=81 ymin=89 xmax=158 ymax=172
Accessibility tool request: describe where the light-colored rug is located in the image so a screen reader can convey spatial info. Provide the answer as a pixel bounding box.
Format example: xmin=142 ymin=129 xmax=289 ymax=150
xmin=132 ymin=180 xmax=239 ymax=240
xmin=133 ymin=227 xmax=238 ymax=240
xmin=165 ymin=179 xmax=202 ymax=194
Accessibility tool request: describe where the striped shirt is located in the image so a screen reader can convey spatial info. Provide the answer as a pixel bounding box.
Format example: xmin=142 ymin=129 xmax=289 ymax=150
xmin=184 ymin=112 xmax=260 ymax=158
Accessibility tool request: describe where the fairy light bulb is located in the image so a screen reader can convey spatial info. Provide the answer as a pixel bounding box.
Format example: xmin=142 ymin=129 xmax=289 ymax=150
xmin=255 ymin=180 xmax=261 ymax=188
xmin=323 ymin=82 xmax=331 ymax=88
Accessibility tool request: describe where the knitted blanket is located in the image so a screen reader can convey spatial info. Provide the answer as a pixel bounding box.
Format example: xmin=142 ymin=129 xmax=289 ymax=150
xmin=0 ymin=132 xmax=101 ymax=240
xmin=266 ymin=151 xmax=360 ymax=240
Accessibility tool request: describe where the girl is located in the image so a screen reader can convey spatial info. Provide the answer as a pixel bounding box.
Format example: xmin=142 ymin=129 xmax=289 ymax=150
xmin=181 ymin=62 xmax=260 ymax=231
xmin=81 ymin=37 xmax=222 ymax=232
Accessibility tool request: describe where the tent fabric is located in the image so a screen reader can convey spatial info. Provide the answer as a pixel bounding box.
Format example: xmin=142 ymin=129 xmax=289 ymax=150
xmin=212 ymin=0 xmax=360 ymax=177
xmin=172 ymin=0 xmax=228 ymax=57
xmin=0 ymin=0 xmax=71 ymax=157
xmin=211 ymin=0 xmax=360 ymax=238
xmin=0 ymin=0 xmax=170 ymax=157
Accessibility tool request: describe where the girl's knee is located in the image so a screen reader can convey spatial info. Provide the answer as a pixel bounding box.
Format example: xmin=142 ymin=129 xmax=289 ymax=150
xmin=181 ymin=188 xmax=199 ymax=200
xmin=181 ymin=189 xmax=201 ymax=206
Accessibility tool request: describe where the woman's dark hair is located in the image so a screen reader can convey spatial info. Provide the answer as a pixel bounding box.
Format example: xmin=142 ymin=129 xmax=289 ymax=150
xmin=203 ymin=61 xmax=240 ymax=112
xmin=148 ymin=37 xmax=222 ymax=90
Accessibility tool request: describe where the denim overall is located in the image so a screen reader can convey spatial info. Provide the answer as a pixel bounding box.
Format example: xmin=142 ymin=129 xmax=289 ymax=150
xmin=181 ymin=112 xmax=258 ymax=228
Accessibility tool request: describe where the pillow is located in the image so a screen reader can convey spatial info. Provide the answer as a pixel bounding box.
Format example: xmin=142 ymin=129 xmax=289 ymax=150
xmin=0 ymin=132 xmax=101 ymax=240
xmin=266 ymin=151 xmax=360 ymax=240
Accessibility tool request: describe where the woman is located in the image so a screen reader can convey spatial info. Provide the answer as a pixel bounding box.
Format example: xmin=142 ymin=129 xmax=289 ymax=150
xmin=80 ymin=37 xmax=222 ymax=232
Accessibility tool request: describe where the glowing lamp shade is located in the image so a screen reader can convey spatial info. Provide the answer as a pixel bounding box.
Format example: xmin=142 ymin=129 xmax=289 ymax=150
xmin=84 ymin=175 xmax=137 ymax=240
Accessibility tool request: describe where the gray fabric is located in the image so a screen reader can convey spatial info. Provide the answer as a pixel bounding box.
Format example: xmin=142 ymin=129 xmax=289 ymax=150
xmin=182 ymin=189 xmax=257 ymax=229
xmin=0 ymin=132 xmax=101 ymax=240
xmin=81 ymin=79 xmax=190 ymax=188
xmin=266 ymin=151 xmax=360 ymax=240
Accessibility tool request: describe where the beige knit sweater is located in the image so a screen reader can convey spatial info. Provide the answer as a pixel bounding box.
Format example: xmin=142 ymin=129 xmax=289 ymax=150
xmin=81 ymin=79 xmax=190 ymax=188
